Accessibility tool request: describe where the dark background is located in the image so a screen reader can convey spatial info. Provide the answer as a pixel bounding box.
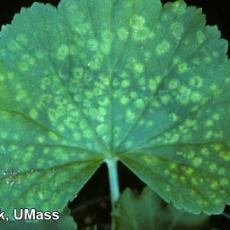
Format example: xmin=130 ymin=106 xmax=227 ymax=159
xmin=0 ymin=0 xmax=229 ymax=229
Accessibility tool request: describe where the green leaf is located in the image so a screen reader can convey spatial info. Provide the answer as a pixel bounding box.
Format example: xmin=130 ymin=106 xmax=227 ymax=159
xmin=0 ymin=0 xmax=229 ymax=216
xmin=0 ymin=213 xmax=76 ymax=230
xmin=113 ymin=187 xmax=210 ymax=230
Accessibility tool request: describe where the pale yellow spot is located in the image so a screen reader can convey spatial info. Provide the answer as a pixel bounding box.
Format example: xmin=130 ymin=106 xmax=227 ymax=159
xmin=120 ymin=96 xmax=129 ymax=105
xmin=219 ymin=168 xmax=225 ymax=175
xmin=143 ymin=156 xmax=152 ymax=164
xmin=210 ymin=84 xmax=218 ymax=91
xmin=57 ymin=44 xmax=69 ymax=60
xmin=205 ymin=120 xmax=214 ymax=127
xmin=191 ymin=92 xmax=202 ymax=103
xmin=146 ymin=120 xmax=154 ymax=127
xmin=177 ymin=85 xmax=192 ymax=105
xmin=169 ymin=162 xmax=177 ymax=169
xmin=118 ymin=27 xmax=129 ymax=41
xmin=184 ymin=119 xmax=196 ymax=127
xmin=192 ymin=157 xmax=203 ymax=167
xmin=213 ymin=113 xmax=220 ymax=121
xmin=16 ymin=33 xmax=28 ymax=45
xmin=178 ymin=62 xmax=189 ymax=73
xmin=209 ymin=163 xmax=217 ymax=172
xmin=16 ymin=90 xmax=27 ymax=101
xmin=164 ymin=169 xmax=170 ymax=176
xmin=160 ymin=94 xmax=170 ymax=104
xmin=121 ymin=79 xmax=130 ymax=88
xmin=220 ymin=151 xmax=230 ymax=161
xmin=29 ymin=109 xmax=38 ymax=119
xmin=191 ymin=178 xmax=198 ymax=185
xmin=130 ymin=15 xmax=154 ymax=41
xmin=214 ymin=198 xmax=221 ymax=204
xmin=134 ymin=99 xmax=145 ymax=109
xmin=186 ymin=168 xmax=194 ymax=175
xmin=165 ymin=185 xmax=171 ymax=192
xmin=1 ymin=132 xmax=7 ymax=139
xmin=201 ymin=147 xmax=209 ymax=156
xmin=170 ymin=22 xmax=184 ymax=39
xmin=96 ymin=124 xmax=106 ymax=135
xmin=210 ymin=181 xmax=218 ymax=189
xmin=73 ymin=132 xmax=81 ymax=141
xmin=88 ymin=39 xmax=98 ymax=51
xmin=169 ymin=133 xmax=179 ymax=142
xmin=173 ymin=57 xmax=180 ymax=65
xmin=88 ymin=56 xmax=102 ymax=70
xmin=83 ymin=129 xmax=93 ymax=138
xmin=169 ymin=113 xmax=179 ymax=122
xmin=130 ymin=91 xmax=138 ymax=99
xmin=204 ymin=131 xmax=213 ymax=139
xmin=189 ymin=76 xmax=203 ymax=88
xmin=48 ymin=132 xmax=58 ymax=140
xmin=176 ymin=151 xmax=183 ymax=156
xmin=172 ymin=1 xmax=186 ymax=15
xmin=168 ymin=79 xmax=179 ymax=90
xmin=131 ymin=15 xmax=146 ymax=29
xmin=126 ymin=110 xmax=135 ymax=122
xmin=156 ymin=40 xmax=170 ymax=56
xmin=58 ymin=125 xmax=65 ymax=132
xmin=220 ymin=178 xmax=228 ymax=186
xmin=134 ymin=63 xmax=144 ymax=74
xmin=196 ymin=31 xmax=205 ymax=44
xmin=148 ymin=76 xmax=161 ymax=92
xmin=101 ymin=30 xmax=113 ymax=55
xmin=37 ymin=136 xmax=45 ymax=143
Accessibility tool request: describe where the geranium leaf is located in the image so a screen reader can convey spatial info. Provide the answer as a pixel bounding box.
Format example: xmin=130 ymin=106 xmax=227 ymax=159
xmin=113 ymin=187 xmax=210 ymax=230
xmin=0 ymin=0 xmax=229 ymax=217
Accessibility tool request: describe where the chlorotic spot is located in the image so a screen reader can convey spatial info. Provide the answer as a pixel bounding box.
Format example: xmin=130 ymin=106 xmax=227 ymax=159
xmin=186 ymin=168 xmax=194 ymax=175
xmin=16 ymin=33 xmax=28 ymax=45
xmin=134 ymin=63 xmax=144 ymax=74
xmin=160 ymin=94 xmax=170 ymax=104
xmin=148 ymin=76 xmax=161 ymax=92
xmin=88 ymin=39 xmax=98 ymax=51
xmin=191 ymin=92 xmax=202 ymax=103
xmin=29 ymin=109 xmax=38 ymax=119
xmin=126 ymin=110 xmax=135 ymax=122
xmin=121 ymin=79 xmax=130 ymax=88
xmin=169 ymin=113 xmax=179 ymax=122
xmin=155 ymin=40 xmax=171 ymax=56
xmin=196 ymin=31 xmax=205 ymax=44
xmin=210 ymin=181 xmax=218 ymax=189
xmin=120 ymin=96 xmax=129 ymax=105
xmin=170 ymin=22 xmax=184 ymax=39
xmin=178 ymin=62 xmax=189 ymax=73
xmin=192 ymin=157 xmax=203 ymax=166
xmin=118 ymin=27 xmax=129 ymax=41
xmin=134 ymin=99 xmax=145 ymax=109
xmin=57 ymin=44 xmax=69 ymax=60
xmin=209 ymin=163 xmax=217 ymax=171
xmin=220 ymin=178 xmax=228 ymax=186
xmin=168 ymin=79 xmax=179 ymax=89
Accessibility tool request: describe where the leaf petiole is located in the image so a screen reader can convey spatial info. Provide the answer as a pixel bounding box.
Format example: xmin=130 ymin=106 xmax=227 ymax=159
xmin=105 ymin=158 xmax=120 ymax=208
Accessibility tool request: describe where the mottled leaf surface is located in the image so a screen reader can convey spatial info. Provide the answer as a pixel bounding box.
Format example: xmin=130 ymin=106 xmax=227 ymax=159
xmin=0 ymin=0 xmax=229 ymax=216
xmin=113 ymin=187 xmax=210 ymax=230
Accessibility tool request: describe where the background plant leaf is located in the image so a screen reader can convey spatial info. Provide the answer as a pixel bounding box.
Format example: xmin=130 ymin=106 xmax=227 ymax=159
xmin=113 ymin=187 xmax=210 ymax=230
xmin=0 ymin=0 xmax=229 ymax=217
